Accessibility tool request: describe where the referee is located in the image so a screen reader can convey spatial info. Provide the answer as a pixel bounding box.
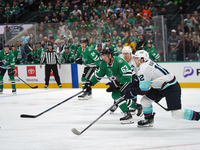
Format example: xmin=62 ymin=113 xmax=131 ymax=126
xmin=40 ymin=43 xmax=62 ymax=89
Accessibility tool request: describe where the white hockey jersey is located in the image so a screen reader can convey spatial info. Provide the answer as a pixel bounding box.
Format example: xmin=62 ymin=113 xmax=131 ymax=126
xmin=119 ymin=54 xmax=137 ymax=75
xmin=137 ymin=59 xmax=177 ymax=91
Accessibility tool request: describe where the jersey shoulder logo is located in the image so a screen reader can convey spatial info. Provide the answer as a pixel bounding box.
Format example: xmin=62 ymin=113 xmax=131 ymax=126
xmin=117 ymin=59 xmax=123 ymax=63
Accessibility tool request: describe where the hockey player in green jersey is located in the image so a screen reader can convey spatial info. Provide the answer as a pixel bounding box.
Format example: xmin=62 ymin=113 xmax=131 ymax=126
xmin=60 ymin=46 xmax=74 ymax=63
xmin=27 ymin=45 xmax=41 ymax=64
xmin=84 ymin=48 xmax=134 ymax=124
xmin=36 ymin=42 xmax=45 ymax=58
xmin=0 ymin=44 xmax=16 ymax=94
xmin=11 ymin=44 xmax=23 ymax=64
xmin=144 ymin=40 xmax=160 ymax=62
xmin=75 ymin=38 xmax=100 ymax=100
xmin=104 ymin=39 xmax=119 ymax=56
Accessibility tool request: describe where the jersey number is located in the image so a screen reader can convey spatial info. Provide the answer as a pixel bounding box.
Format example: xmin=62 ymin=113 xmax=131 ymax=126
xmin=138 ymin=74 xmax=144 ymax=81
xmin=154 ymin=64 xmax=169 ymax=75
xmin=121 ymin=65 xmax=129 ymax=73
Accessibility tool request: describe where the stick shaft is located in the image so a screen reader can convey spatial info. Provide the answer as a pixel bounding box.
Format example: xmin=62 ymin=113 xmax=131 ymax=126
xmin=21 ymin=90 xmax=84 ymax=118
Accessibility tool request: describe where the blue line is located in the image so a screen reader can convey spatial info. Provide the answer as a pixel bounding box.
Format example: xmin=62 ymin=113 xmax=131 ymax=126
xmin=71 ymin=64 xmax=79 ymax=88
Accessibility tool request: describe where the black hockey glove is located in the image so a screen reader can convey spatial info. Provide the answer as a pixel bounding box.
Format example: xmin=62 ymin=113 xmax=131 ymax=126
xmin=15 ymin=59 xmax=20 ymax=64
xmin=84 ymin=81 xmax=93 ymax=92
xmin=8 ymin=69 xmax=15 ymax=75
xmin=75 ymin=57 xmax=82 ymax=65
xmin=0 ymin=61 xmax=3 ymax=66
xmin=106 ymin=80 xmax=120 ymax=92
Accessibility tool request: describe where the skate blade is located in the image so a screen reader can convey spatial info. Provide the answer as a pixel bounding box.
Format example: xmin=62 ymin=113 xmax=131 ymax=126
xmin=78 ymin=95 xmax=90 ymax=100
xmin=120 ymin=119 xmax=134 ymax=124
xmin=137 ymin=124 xmax=153 ymax=128
xmin=12 ymin=92 xmax=16 ymax=94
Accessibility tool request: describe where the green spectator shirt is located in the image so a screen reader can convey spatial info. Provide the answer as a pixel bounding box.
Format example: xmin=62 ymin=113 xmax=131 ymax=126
xmin=60 ymin=50 xmax=74 ymax=63
xmin=39 ymin=5 xmax=47 ymax=12
xmin=144 ymin=45 xmax=160 ymax=61
xmin=104 ymin=44 xmax=119 ymax=56
xmin=111 ymin=36 xmax=121 ymax=45
xmin=11 ymin=6 xmax=20 ymax=14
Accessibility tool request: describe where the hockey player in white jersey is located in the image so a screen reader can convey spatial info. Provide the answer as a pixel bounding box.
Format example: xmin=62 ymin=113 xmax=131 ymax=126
xmin=110 ymin=46 xmax=143 ymax=116
xmin=124 ymin=50 xmax=200 ymax=127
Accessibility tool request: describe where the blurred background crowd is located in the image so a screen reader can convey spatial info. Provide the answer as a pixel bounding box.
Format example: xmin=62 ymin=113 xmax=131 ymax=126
xmin=1 ymin=0 xmax=200 ymax=64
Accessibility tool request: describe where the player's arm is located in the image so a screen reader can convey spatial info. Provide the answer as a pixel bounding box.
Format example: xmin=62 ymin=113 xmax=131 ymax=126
xmin=89 ymin=49 xmax=100 ymax=66
xmin=117 ymin=62 xmax=132 ymax=84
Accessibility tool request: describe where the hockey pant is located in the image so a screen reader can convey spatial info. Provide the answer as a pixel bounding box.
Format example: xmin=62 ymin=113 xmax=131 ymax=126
xmin=0 ymin=68 xmax=15 ymax=89
xmin=81 ymin=66 xmax=96 ymax=91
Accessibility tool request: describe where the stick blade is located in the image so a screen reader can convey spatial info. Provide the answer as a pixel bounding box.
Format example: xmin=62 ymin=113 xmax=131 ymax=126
xmin=31 ymin=86 xmax=38 ymax=89
xmin=20 ymin=114 xmax=37 ymax=118
xmin=71 ymin=128 xmax=81 ymax=135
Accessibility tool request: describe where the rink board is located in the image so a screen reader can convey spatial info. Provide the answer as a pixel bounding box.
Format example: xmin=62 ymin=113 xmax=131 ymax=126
xmin=3 ymin=62 xmax=200 ymax=88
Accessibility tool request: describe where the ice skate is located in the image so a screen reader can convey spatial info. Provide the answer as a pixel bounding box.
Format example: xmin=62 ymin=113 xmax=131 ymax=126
xmin=12 ymin=89 xmax=16 ymax=94
xmin=44 ymin=85 xmax=48 ymax=89
xmin=137 ymin=112 xmax=156 ymax=127
xmin=110 ymin=101 xmax=118 ymax=114
xmin=87 ymin=91 xmax=92 ymax=99
xmin=59 ymin=85 xmax=62 ymax=89
xmin=78 ymin=92 xmax=90 ymax=100
xmin=120 ymin=111 xmax=134 ymax=124
xmin=129 ymin=108 xmax=136 ymax=115
xmin=0 ymin=89 xmax=3 ymax=94
xmin=136 ymin=104 xmax=143 ymax=117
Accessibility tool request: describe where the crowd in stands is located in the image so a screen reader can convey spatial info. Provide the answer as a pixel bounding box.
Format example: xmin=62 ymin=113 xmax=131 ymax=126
xmin=2 ymin=0 xmax=200 ymax=63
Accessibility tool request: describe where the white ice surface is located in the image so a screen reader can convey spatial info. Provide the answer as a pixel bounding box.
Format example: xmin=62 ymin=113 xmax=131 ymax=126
xmin=0 ymin=88 xmax=200 ymax=150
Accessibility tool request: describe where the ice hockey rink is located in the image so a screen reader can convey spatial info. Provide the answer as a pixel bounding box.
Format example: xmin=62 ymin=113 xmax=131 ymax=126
xmin=0 ymin=88 xmax=200 ymax=150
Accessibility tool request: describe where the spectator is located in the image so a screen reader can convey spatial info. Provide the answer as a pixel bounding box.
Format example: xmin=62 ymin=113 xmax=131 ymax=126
xmin=103 ymin=38 xmax=118 ymax=56
xmin=190 ymin=40 xmax=200 ymax=53
xmin=114 ymin=3 xmax=123 ymax=14
xmin=0 ymin=7 xmax=3 ymax=23
xmin=39 ymin=1 xmax=46 ymax=12
xmin=72 ymin=5 xmax=82 ymax=17
xmin=141 ymin=5 xmax=151 ymax=19
xmin=66 ymin=12 xmax=78 ymax=22
xmin=71 ymin=0 xmax=81 ymax=6
xmin=116 ymin=40 xmax=123 ymax=53
xmin=121 ymin=31 xmax=129 ymax=44
xmin=3 ymin=7 xmax=12 ymax=23
xmin=136 ymin=35 xmax=147 ymax=50
xmin=51 ymin=12 xmax=59 ymax=23
xmin=132 ymin=0 xmax=141 ymax=12
xmin=54 ymin=30 xmax=61 ymax=41
xmin=38 ymin=34 xmax=44 ymax=43
xmin=176 ymin=24 xmax=183 ymax=36
xmin=134 ymin=21 xmax=143 ymax=35
xmin=60 ymin=12 xmax=66 ymax=22
xmin=16 ymin=41 xmax=26 ymax=64
xmin=168 ymin=29 xmax=180 ymax=48
xmin=111 ymin=30 xmax=121 ymax=45
xmin=21 ymin=30 xmax=30 ymax=46
xmin=169 ymin=45 xmax=179 ymax=61
xmin=42 ymin=36 xmax=50 ymax=49
xmin=123 ymin=4 xmax=133 ymax=14
xmin=124 ymin=37 xmax=135 ymax=53
xmin=47 ymin=2 xmax=53 ymax=11
xmin=44 ymin=16 xmax=51 ymax=24
xmin=109 ymin=0 xmax=116 ymax=12
xmin=4 ymin=25 xmax=12 ymax=42
xmin=0 ymin=0 xmax=5 ymax=7
xmin=143 ymin=20 xmax=154 ymax=36
xmin=11 ymin=2 xmax=20 ymax=22
xmin=45 ymin=23 xmax=54 ymax=34
xmin=135 ymin=13 xmax=143 ymax=25
xmin=82 ymin=0 xmax=89 ymax=11
xmin=60 ymin=46 xmax=74 ymax=63
xmin=128 ymin=13 xmax=136 ymax=26
xmin=54 ymin=34 xmax=66 ymax=53
xmin=18 ymin=0 xmax=26 ymax=13
xmin=28 ymin=33 xmax=35 ymax=45
xmin=54 ymin=4 xmax=61 ymax=15
xmin=151 ymin=6 xmax=159 ymax=17
xmin=144 ymin=40 xmax=160 ymax=62
xmin=184 ymin=14 xmax=195 ymax=30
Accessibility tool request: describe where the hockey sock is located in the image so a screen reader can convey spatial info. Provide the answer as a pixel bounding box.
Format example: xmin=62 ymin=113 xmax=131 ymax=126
xmin=0 ymin=75 xmax=3 ymax=89
xmin=118 ymin=100 xmax=129 ymax=113
xmin=183 ymin=109 xmax=200 ymax=121
xmin=126 ymin=99 xmax=137 ymax=109
xmin=143 ymin=104 xmax=153 ymax=118
xmin=9 ymin=75 xmax=16 ymax=89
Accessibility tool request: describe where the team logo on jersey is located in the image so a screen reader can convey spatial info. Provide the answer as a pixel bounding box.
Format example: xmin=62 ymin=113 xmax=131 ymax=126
xmin=118 ymin=59 xmax=123 ymax=63
xmin=183 ymin=66 xmax=194 ymax=78
xmin=14 ymin=66 xmax=18 ymax=76
xmin=27 ymin=66 xmax=36 ymax=77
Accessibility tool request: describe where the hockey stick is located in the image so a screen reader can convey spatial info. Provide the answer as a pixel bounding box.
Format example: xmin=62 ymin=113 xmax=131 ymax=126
xmin=155 ymin=102 xmax=170 ymax=111
xmin=2 ymin=65 xmax=38 ymax=89
xmin=71 ymin=96 xmax=125 ymax=135
xmin=20 ymin=90 xmax=84 ymax=118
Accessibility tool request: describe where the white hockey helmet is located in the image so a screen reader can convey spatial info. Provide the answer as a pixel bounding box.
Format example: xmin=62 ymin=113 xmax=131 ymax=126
xmin=135 ymin=50 xmax=149 ymax=62
xmin=122 ymin=46 xmax=132 ymax=54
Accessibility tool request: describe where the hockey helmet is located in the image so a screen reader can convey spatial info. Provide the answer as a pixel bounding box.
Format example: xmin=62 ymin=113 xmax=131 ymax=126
xmin=135 ymin=50 xmax=149 ymax=62
xmin=147 ymin=40 xmax=153 ymax=44
xmin=65 ymin=46 xmax=69 ymax=49
xmin=101 ymin=47 xmax=113 ymax=56
xmin=4 ymin=44 xmax=9 ymax=48
xmin=80 ymin=37 xmax=87 ymax=43
xmin=122 ymin=46 xmax=132 ymax=54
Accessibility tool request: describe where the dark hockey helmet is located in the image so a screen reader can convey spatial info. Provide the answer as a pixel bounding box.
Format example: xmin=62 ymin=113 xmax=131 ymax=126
xmin=4 ymin=44 xmax=9 ymax=48
xmin=101 ymin=47 xmax=113 ymax=56
xmin=80 ymin=37 xmax=87 ymax=43
xmin=147 ymin=40 xmax=153 ymax=44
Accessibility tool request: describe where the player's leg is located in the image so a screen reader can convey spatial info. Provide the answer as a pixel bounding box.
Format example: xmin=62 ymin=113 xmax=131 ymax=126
xmin=164 ymin=82 xmax=200 ymax=121
xmin=0 ymin=68 xmax=6 ymax=94
xmin=52 ymin=64 xmax=61 ymax=88
xmin=112 ymin=90 xmax=133 ymax=124
xmin=44 ymin=65 xmax=51 ymax=89
xmin=127 ymin=97 xmax=143 ymax=117
xmin=78 ymin=67 xmax=95 ymax=100
xmin=8 ymin=74 xmax=16 ymax=94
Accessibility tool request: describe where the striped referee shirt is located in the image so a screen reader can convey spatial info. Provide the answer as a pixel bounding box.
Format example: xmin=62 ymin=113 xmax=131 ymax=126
xmin=40 ymin=50 xmax=61 ymax=65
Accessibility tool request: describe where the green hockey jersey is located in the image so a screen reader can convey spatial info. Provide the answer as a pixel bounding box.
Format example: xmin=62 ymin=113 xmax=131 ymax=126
xmin=75 ymin=46 xmax=100 ymax=67
xmin=60 ymin=50 xmax=74 ymax=63
xmin=144 ymin=45 xmax=160 ymax=61
xmin=11 ymin=49 xmax=22 ymax=64
xmin=90 ymin=56 xmax=132 ymax=85
xmin=0 ymin=50 xmax=15 ymax=69
xmin=104 ymin=44 xmax=119 ymax=56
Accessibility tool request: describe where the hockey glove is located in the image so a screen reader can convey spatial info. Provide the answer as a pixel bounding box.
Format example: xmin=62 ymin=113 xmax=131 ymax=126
xmin=106 ymin=80 xmax=120 ymax=92
xmin=84 ymin=81 xmax=93 ymax=92
xmin=75 ymin=57 xmax=82 ymax=65
xmin=0 ymin=61 xmax=3 ymax=66
xmin=8 ymin=69 xmax=15 ymax=75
